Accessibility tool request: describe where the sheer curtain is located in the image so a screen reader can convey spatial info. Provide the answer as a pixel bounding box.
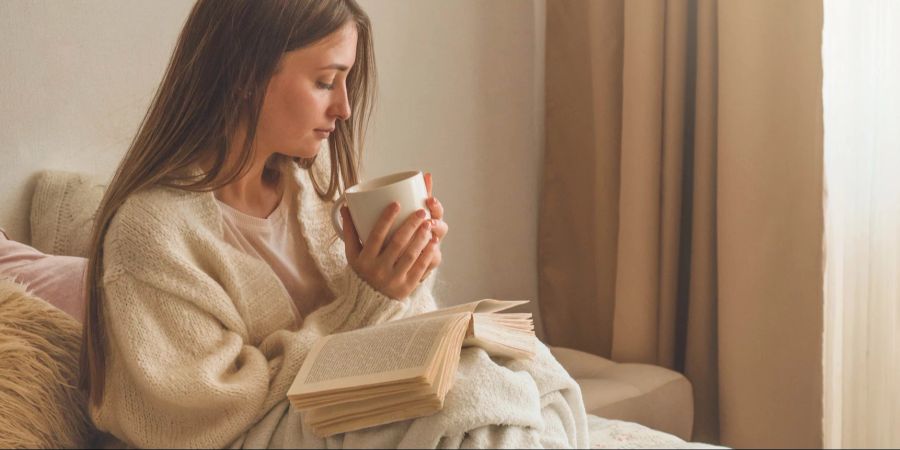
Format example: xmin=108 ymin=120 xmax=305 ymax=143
xmin=823 ymin=0 xmax=900 ymax=448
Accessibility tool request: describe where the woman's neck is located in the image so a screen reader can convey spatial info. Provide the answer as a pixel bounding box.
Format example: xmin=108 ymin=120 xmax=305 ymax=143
xmin=214 ymin=153 xmax=284 ymax=219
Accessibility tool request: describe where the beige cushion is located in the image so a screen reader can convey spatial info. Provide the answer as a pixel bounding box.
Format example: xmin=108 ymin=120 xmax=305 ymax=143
xmin=0 ymin=277 xmax=94 ymax=448
xmin=30 ymin=171 xmax=107 ymax=258
xmin=550 ymin=346 xmax=694 ymax=441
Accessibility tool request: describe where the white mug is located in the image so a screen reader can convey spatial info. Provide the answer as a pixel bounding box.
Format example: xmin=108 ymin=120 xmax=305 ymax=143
xmin=331 ymin=171 xmax=431 ymax=245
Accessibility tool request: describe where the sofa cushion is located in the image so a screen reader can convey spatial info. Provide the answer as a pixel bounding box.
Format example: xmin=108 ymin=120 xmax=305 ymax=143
xmin=0 ymin=277 xmax=94 ymax=448
xmin=30 ymin=171 xmax=106 ymax=258
xmin=0 ymin=228 xmax=87 ymax=322
xmin=550 ymin=346 xmax=694 ymax=441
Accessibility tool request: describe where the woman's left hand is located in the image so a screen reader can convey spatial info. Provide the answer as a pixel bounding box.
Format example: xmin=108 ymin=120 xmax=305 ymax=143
xmin=422 ymin=172 xmax=448 ymax=281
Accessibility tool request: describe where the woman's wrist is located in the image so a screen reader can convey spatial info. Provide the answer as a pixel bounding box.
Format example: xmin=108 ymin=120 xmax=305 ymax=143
xmin=334 ymin=266 xmax=408 ymax=329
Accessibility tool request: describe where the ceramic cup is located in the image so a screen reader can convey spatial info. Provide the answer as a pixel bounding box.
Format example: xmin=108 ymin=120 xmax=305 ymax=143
xmin=330 ymin=170 xmax=431 ymax=245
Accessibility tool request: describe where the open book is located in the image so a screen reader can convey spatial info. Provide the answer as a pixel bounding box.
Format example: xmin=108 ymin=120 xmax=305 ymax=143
xmin=286 ymin=299 xmax=535 ymax=437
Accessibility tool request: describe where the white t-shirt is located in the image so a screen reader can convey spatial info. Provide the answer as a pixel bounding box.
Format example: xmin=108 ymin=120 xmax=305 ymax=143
xmin=216 ymin=189 xmax=334 ymax=321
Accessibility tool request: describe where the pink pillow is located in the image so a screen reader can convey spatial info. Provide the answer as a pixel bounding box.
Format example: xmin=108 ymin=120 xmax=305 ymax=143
xmin=0 ymin=228 xmax=87 ymax=322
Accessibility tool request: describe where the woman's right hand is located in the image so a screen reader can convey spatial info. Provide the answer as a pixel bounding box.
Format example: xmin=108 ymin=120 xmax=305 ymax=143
xmin=341 ymin=202 xmax=439 ymax=300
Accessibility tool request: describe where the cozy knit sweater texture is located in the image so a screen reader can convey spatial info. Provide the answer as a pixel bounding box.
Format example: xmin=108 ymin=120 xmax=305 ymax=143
xmin=91 ymin=156 xmax=437 ymax=448
xmin=216 ymin=182 xmax=335 ymax=319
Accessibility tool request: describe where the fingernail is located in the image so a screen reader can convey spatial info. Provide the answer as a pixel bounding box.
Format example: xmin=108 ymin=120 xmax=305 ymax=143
xmin=416 ymin=209 xmax=426 ymax=218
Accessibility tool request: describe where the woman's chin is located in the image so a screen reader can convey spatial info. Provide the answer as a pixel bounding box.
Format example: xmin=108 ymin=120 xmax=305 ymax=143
xmin=278 ymin=143 xmax=321 ymax=160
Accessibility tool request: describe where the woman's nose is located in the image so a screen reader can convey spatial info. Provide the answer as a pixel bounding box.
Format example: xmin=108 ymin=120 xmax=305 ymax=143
xmin=329 ymin=87 xmax=351 ymax=121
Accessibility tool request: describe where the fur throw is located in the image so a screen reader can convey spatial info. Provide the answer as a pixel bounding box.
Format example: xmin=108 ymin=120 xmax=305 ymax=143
xmin=0 ymin=277 xmax=92 ymax=448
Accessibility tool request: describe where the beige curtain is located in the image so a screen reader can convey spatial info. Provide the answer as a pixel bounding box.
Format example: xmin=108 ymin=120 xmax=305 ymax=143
xmin=539 ymin=0 xmax=824 ymax=447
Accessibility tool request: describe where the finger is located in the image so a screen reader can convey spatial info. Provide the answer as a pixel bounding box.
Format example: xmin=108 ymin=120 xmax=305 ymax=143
xmin=426 ymin=197 xmax=444 ymax=221
xmin=387 ymin=216 xmax=432 ymax=274
xmin=360 ymin=202 xmax=400 ymax=260
xmin=425 ymin=172 xmax=433 ymax=197
xmin=420 ymin=269 xmax=433 ymax=283
xmin=380 ymin=208 xmax=429 ymax=265
xmin=420 ymin=250 xmax=442 ymax=282
xmin=341 ymin=206 xmax=361 ymax=262
xmin=420 ymin=245 xmax=443 ymax=280
xmin=409 ymin=237 xmax=439 ymax=284
xmin=429 ymin=219 xmax=449 ymax=241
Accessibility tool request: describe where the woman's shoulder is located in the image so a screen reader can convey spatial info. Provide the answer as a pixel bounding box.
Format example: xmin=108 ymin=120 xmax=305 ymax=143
xmin=107 ymin=185 xmax=218 ymax=245
xmin=117 ymin=185 xmax=207 ymax=219
xmin=102 ymin=185 xmax=223 ymax=280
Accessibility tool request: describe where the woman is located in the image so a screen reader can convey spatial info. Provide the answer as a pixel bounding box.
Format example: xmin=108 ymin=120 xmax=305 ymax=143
xmin=79 ymin=0 xmax=449 ymax=447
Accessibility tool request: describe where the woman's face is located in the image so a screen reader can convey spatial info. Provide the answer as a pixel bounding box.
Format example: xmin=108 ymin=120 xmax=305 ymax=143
xmin=255 ymin=22 xmax=358 ymax=159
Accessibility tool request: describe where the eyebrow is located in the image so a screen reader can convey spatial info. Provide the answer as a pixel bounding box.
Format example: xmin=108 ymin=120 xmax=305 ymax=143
xmin=319 ymin=63 xmax=350 ymax=72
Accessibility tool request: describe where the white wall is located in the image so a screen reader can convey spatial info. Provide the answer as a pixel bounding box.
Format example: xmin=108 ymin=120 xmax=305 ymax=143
xmin=0 ymin=0 xmax=546 ymax=331
xmin=0 ymin=0 xmax=196 ymax=241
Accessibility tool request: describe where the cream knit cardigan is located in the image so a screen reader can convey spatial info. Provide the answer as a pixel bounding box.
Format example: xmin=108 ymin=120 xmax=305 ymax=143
xmin=91 ymin=157 xmax=437 ymax=448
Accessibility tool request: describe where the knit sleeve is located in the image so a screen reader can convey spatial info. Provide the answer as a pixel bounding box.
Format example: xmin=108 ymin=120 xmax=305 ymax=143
xmin=92 ymin=263 xmax=408 ymax=449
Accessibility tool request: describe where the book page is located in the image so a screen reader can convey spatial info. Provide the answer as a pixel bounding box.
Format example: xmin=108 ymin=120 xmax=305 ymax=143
xmin=464 ymin=313 xmax=536 ymax=360
xmin=394 ymin=299 xmax=530 ymax=324
xmin=470 ymin=299 xmax=529 ymax=314
xmin=298 ymin=314 xmax=456 ymax=387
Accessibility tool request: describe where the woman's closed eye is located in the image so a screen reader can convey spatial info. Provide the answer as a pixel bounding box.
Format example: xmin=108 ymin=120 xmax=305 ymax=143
xmin=316 ymin=81 xmax=336 ymax=90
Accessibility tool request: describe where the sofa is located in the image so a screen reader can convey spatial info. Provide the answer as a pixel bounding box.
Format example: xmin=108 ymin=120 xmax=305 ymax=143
xmin=0 ymin=170 xmax=695 ymax=447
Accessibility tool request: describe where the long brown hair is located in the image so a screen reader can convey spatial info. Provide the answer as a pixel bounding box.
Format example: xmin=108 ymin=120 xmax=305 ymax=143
xmin=79 ymin=0 xmax=377 ymax=406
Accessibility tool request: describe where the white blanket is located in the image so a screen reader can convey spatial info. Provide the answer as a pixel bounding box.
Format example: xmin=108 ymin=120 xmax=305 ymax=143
xmin=237 ymin=341 xmax=586 ymax=448
xmin=234 ymin=341 xmax=722 ymax=449
xmin=587 ymin=416 xmax=727 ymax=449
